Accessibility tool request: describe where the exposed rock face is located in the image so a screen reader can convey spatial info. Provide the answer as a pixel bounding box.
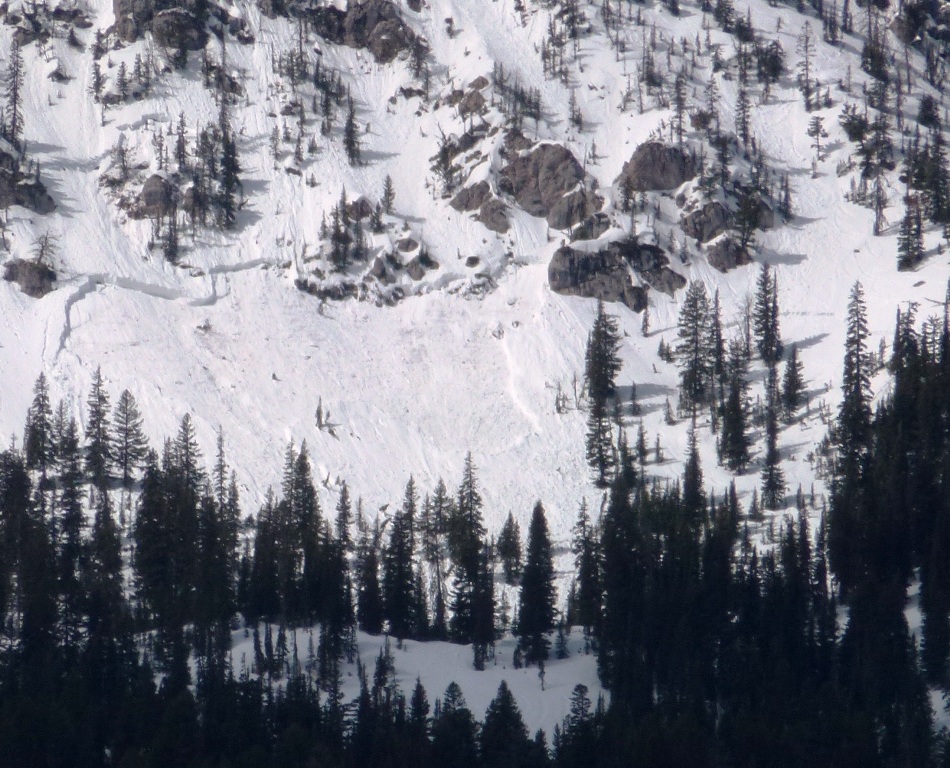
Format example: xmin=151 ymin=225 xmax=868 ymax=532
xmin=0 ymin=144 xmax=55 ymax=214
xmin=548 ymin=238 xmax=685 ymax=310
xmin=451 ymin=181 xmax=491 ymax=212
xmin=397 ymin=237 xmax=419 ymax=252
xmin=617 ymin=141 xmax=698 ymax=191
xmin=549 ymin=245 xmax=647 ymax=311
xmin=113 ymin=0 xmax=207 ymax=46
xmin=498 ymin=142 xmax=600 ymax=229
xmin=458 ymin=89 xmax=486 ymax=117
xmin=477 ymin=198 xmax=509 ymax=233
xmin=3 ymin=258 xmax=56 ymax=298
xmin=681 ymin=201 xmax=731 ymax=243
xmin=304 ymin=0 xmax=421 ymax=63
xmin=571 ymin=212 xmax=611 ymax=242
xmin=134 ymin=174 xmax=177 ymax=219
xmin=706 ymin=236 xmax=753 ymax=272
xmin=0 ymin=173 xmax=55 ymax=214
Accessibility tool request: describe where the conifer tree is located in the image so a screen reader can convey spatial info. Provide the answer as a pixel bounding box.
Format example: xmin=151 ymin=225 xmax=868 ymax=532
xmin=720 ymin=341 xmax=750 ymax=472
xmin=497 ymin=511 xmax=523 ymax=585
xmin=753 ymin=263 xmax=783 ymax=365
xmin=782 ymin=343 xmax=805 ymax=421
xmin=897 ymin=194 xmax=924 ymax=270
xmin=85 ymin=366 xmax=113 ymax=489
xmin=24 ymin=373 xmax=55 ymax=475
xmin=676 ymin=281 xmax=713 ymax=413
xmin=344 ymin=100 xmax=361 ymax=165
xmin=112 ymin=389 xmax=148 ymax=489
xmin=57 ymin=415 xmax=85 ymax=652
xmin=572 ymin=499 xmax=601 ymax=642
xmin=356 ymin=518 xmax=384 ymax=634
xmin=480 ymin=681 xmax=532 ymax=768
xmin=761 ymin=366 xmax=786 ymax=510
xmin=517 ymin=502 xmax=557 ymax=666
xmin=837 ymin=281 xmax=873 ymax=477
xmin=383 ymin=478 xmax=420 ymax=640
xmin=5 ymin=38 xmax=24 ymax=149
xmin=382 ymin=174 xmax=395 ymax=214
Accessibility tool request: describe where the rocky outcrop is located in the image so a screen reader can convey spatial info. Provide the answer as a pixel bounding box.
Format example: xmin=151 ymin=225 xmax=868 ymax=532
xmin=303 ymin=0 xmax=421 ymax=64
xmin=498 ymin=142 xmax=600 ymax=230
xmin=548 ymin=237 xmax=685 ymax=310
xmin=616 ymin=141 xmax=698 ymax=191
xmin=549 ymin=245 xmax=647 ymax=311
xmin=705 ymin=236 xmax=753 ymax=272
xmin=132 ymin=174 xmax=177 ymax=219
xmin=113 ymin=0 xmax=208 ymax=47
xmin=451 ymin=181 xmax=491 ymax=212
xmin=477 ymin=199 xmax=509 ymax=233
xmin=0 ymin=172 xmax=55 ymax=214
xmin=571 ymin=212 xmax=611 ymax=242
xmin=3 ymin=258 xmax=56 ymax=298
xmin=681 ymin=201 xmax=730 ymax=243
xmin=0 ymin=142 xmax=55 ymax=214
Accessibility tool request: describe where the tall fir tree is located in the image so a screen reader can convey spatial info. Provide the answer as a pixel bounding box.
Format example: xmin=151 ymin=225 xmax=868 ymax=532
xmin=517 ymin=502 xmax=557 ymax=666
xmin=85 ymin=366 xmax=113 ymax=490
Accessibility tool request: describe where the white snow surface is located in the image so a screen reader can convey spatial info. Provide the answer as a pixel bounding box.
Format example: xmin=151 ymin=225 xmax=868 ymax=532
xmin=3 ymin=0 xmax=950 ymax=731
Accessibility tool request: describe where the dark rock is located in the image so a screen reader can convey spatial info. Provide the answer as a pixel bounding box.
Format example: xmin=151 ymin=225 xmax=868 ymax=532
xmin=135 ymin=174 xmax=176 ymax=218
xmin=347 ymin=196 xmax=374 ymax=221
xmin=407 ymin=0 xmax=422 ymax=11
xmin=477 ymin=198 xmax=509 ymax=233
xmin=304 ymin=0 xmax=421 ymax=64
xmin=0 ymin=173 xmax=55 ymax=214
xmin=570 ymin=212 xmax=611 ymax=242
xmin=548 ymin=188 xmax=600 ymax=231
xmin=469 ymin=75 xmax=489 ymax=90
xmin=3 ymin=258 xmax=56 ymax=298
xmin=406 ymin=255 xmax=426 ymax=280
xmin=458 ymin=89 xmax=485 ymax=116
xmin=465 ymin=256 xmax=480 ymax=267
xmin=397 ymin=237 xmax=419 ymax=252
xmin=451 ymin=181 xmax=491 ymax=212
xmin=616 ymin=141 xmax=698 ymax=191
xmin=113 ymin=0 xmax=207 ymax=45
xmin=548 ymin=245 xmax=647 ymax=311
xmin=446 ymin=89 xmax=465 ymax=106
xmin=548 ymin=237 xmax=686 ymax=309
xmin=369 ymin=256 xmax=387 ymax=278
xmin=498 ymin=142 xmax=600 ymax=229
xmin=681 ymin=201 xmax=731 ymax=243
xmin=705 ymin=237 xmax=752 ymax=273
xmin=757 ymin=196 xmax=776 ymax=229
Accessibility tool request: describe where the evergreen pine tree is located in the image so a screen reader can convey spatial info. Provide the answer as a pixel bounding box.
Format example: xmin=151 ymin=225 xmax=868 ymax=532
xmin=761 ymin=366 xmax=786 ymax=510
xmin=24 ymin=373 xmax=55 ymax=474
xmin=480 ymin=681 xmax=532 ymax=768
xmin=782 ymin=343 xmax=805 ymax=421
xmin=517 ymin=502 xmax=557 ymax=666
xmin=675 ymin=281 xmax=713 ymax=413
xmin=85 ymin=366 xmax=113 ymax=489
xmin=383 ymin=478 xmax=420 ymax=640
xmin=112 ymin=389 xmax=148 ymax=489
xmin=497 ymin=511 xmax=523 ymax=585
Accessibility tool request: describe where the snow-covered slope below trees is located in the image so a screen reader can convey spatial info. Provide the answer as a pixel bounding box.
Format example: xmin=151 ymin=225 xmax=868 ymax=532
xmin=3 ymin=0 xmax=950 ymax=727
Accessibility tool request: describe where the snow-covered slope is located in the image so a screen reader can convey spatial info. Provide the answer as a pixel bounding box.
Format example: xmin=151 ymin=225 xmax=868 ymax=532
xmin=3 ymin=0 xmax=949 ymax=726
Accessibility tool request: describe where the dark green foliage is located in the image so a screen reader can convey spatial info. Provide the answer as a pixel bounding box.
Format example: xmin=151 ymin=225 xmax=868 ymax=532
xmin=517 ymin=501 xmax=557 ymax=666
xmin=897 ymin=194 xmax=925 ymax=270
xmin=760 ymin=367 xmax=786 ymax=510
xmin=782 ymin=343 xmax=805 ymax=421
xmin=24 ymin=373 xmax=54 ymax=474
xmin=481 ymin=681 xmax=534 ymax=768
xmin=753 ymin=262 xmax=783 ymax=365
xmin=497 ymin=511 xmax=523 ymax=585
xmin=676 ymin=281 xmax=713 ymax=412
xmin=85 ymin=366 xmax=113 ymax=490
xmin=383 ymin=478 xmax=420 ymax=640
xmin=585 ymin=301 xmax=622 ymax=486
xmin=572 ymin=499 xmax=602 ymax=640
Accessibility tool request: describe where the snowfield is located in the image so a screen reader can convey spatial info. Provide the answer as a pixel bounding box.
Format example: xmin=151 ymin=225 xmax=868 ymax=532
xmin=3 ymin=0 xmax=950 ymax=732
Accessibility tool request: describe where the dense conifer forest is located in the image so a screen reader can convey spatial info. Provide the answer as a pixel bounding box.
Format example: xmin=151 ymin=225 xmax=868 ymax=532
xmin=2 ymin=284 xmax=950 ymax=767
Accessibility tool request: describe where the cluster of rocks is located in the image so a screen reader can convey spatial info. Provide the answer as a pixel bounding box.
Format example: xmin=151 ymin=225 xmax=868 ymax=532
xmin=113 ymin=0 xmax=253 ymax=49
xmin=297 ymin=0 xmax=421 ymax=64
xmin=450 ymin=180 xmax=509 ymax=234
xmin=3 ymin=258 xmax=56 ymax=298
xmin=0 ymin=145 xmax=55 ymax=215
xmin=498 ymin=140 xmax=601 ymax=231
xmin=548 ymin=238 xmax=685 ymax=312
